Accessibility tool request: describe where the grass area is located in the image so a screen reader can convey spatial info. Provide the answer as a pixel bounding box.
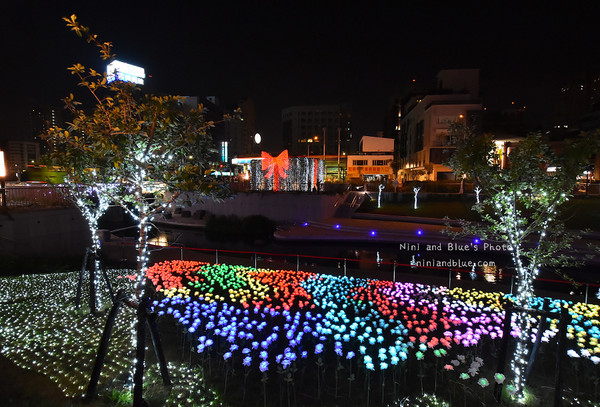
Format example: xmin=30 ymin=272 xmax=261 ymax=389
xmin=0 ymin=270 xmax=224 ymax=406
xmin=361 ymin=195 xmax=600 ymax=231
xmin=362 ymin=199 xmax=478 ymax=220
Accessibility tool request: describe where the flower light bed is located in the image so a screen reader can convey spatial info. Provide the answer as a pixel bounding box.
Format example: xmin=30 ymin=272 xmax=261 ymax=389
xmin=146 ymin=260 xmax=600 ymax=372
xmin=0 ymin=261 xmax=598 ymax=405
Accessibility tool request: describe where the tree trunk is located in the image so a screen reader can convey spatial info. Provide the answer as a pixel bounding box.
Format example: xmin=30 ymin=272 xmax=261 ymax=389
xmin=89 ymin=248 xmax=98 ymax=315
xmin=85 ymin=290 xmax=127 ymax=401
xmin=133 ymin=293 xmax=148 ymax=407
xmin=75 ymin=247 xmax=90 ymax=309
xmin=133 ymin=197 xmax=150 ymax=406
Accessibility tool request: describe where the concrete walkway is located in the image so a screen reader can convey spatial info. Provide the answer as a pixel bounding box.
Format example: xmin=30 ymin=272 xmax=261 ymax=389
xmin=274 ymin=216 xmax=461 ymax=245
xmin=273 ymin=213 xmax=600 ymax=263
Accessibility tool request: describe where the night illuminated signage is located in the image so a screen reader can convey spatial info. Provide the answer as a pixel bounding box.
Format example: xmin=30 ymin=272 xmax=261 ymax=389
xmin=106 ymin=60 xmax=145 ymax=85
xmin=221 ymin=141 xmax=229 ymax=163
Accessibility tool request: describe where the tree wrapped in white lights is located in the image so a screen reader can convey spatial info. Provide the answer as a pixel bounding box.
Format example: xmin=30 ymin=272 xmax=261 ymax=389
xmin=447 ymin=125 xmax=597 ymax=401
xmin=42 ymin=126 xmax=117 ymax=315
xmin=55 ymin=15 xmax=232 ymax=405
xmin=413 ymin=186 xmax=421 ymax=209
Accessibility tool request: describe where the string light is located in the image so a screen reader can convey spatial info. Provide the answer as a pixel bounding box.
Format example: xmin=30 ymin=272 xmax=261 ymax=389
xmin=0 ymin=266 xmax=599 ymax=404
xmin=250 ymin=155 xmax=325 ymax=191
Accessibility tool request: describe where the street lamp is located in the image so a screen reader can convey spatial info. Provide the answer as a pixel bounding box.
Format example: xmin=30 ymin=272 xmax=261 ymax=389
xmin=253 ymin=132 xmax=261 ymax=155
xmin=0 ymin=150 xmax=6 ymax=209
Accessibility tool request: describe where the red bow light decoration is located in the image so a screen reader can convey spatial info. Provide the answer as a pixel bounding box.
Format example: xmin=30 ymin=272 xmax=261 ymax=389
xmin=262 ymin=150 xmax=289 ymax=191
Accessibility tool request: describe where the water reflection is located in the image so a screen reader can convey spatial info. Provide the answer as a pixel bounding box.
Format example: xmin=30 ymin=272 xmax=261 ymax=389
xmin=455 ymin=264 xmax=501 ymax=283
xmin=149 ymin=229 xmax=510 ymax=285
xmin=482 ymin=264 xmax=501 ymax=283
xmin=148 ymin=233 xmax=169 ymax=247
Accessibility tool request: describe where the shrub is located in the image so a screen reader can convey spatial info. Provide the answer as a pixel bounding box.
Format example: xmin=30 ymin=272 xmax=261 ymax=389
xmin=241 ymin=214 xmax=276 ymax=244
xmin=205 ymin=215 xmax=242 ymax=242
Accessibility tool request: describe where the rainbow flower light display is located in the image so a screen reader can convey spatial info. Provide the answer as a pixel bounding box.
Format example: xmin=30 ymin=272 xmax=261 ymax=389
xmin=146 ymin=260 xmax=600 ymax=374
xmin=0 ymin=263 xmax=598 ymax=404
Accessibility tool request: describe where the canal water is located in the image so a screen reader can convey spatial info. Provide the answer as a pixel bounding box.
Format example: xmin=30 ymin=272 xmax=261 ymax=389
xmin=144 ymin=225 xmax=535 ymax=285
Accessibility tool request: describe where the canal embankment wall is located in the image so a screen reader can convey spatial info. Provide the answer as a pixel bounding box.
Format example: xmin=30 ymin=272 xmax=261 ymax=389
xmin=184 ymin=192 xmax=342 ymax=223
xmin=0 ymin=208 xmax=90 ymax=257
xmin=0 ymin=193 xmax=344 ymax=257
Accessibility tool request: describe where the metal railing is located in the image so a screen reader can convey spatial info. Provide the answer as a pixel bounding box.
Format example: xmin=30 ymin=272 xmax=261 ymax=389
xmin=101 ymin=240 xmax=600 ymax=305
xmin=2 ymin=185 xmax=72 ymax=208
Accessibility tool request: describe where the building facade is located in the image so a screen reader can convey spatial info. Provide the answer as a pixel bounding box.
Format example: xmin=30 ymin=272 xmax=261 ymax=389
xmin=281 ymin=104 xmax=353 ymax=157
xmin=7 ymin=141 xmax=40 ymax=180
xmin=346 ymin=136 xmax=394 ymax=181
xmin=182 ymin=96 xmax=254 ymax=164
xmin=398 ymin=69 xmax=482 ymax=181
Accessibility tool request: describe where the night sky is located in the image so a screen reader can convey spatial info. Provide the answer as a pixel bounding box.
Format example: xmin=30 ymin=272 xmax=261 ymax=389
xmin=2 ymin=1 xmax=600 ymax=150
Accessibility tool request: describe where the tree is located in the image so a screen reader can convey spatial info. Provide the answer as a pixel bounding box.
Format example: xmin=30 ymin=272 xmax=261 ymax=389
xmin=50 ymin=15 xmax=233 ymax=405
xmin=43 ymin=117 xmax=119 ymax=315
xmin=447 ymin=124 xmax=598 ymax=400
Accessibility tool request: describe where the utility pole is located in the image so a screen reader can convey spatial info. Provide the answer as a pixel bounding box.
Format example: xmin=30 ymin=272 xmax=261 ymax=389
xmin=337 ymin=127 xmax=341 ymax=180
xmin=322 ymin=127 xmax=326 ymax=160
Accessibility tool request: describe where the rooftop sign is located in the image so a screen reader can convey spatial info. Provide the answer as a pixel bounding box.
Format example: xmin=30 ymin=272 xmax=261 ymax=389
xmin=106 ymin=60 xmax=145 ymax=85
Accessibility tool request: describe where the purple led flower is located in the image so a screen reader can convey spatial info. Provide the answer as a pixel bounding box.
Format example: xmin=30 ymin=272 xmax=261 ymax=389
xmin=259 ymin=361 xmax=269 ymax=372
xmin=243 ymin=356 xmax=252 ymax=366
xmin=315 ymin=343 xmax=324 ymax=354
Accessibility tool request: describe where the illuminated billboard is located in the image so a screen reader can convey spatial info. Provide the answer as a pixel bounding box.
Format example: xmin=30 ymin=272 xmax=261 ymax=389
xmin=106 ymin=60 xmax=145 ymax=85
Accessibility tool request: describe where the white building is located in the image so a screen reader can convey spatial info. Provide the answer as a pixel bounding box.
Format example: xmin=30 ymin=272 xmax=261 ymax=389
xmin=399 ymin=69 xmax=482 ymax=181
xmin=346 ymin=136 xmax=394 ymax=180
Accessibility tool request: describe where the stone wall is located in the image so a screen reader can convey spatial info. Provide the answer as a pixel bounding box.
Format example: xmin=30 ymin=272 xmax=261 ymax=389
xmin=186 ymin=192 xmax=342 ymax=223
xmin=0 ymin=208 xmax=89 ymax=257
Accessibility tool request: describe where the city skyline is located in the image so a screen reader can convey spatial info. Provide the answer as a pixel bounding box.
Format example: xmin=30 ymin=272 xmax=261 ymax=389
xmin=2 ymin=2 xmax=600 ymax=150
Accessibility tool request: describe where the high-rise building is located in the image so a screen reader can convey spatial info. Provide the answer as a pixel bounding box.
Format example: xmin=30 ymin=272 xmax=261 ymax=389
xmin=281 ymin=104 xmax=352 ymax=156
xmin=552 ymin=71 xmax=600 ymax=138
xmin=398 ymin=69 xmax=482 ymax=181
xmin=29 ymin=106 xmax=61 ymax=144
xmin=225 ymin=98 xmax=257 ymax=157
xmin=181 ymin=96 xmax=254 ymax=163
xmin=6 ymin=141 xmax=40 ymax=180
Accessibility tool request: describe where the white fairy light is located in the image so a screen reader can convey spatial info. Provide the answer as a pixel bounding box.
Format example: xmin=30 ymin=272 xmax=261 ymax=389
xmin=413 ymin=186 xmax=421 ymax=209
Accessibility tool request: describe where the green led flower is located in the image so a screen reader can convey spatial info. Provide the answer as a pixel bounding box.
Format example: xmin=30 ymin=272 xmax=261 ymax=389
xmin=494 ymin=373 xmax=506 ymax=384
